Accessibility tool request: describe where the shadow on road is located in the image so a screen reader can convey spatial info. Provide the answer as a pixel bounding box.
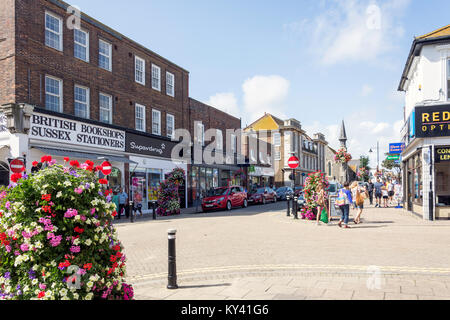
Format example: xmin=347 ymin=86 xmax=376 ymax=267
xmin=178 ymin=283 xmax=231 ymax=290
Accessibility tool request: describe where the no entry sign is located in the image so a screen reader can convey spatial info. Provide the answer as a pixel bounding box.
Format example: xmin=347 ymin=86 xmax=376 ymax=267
xmin=101 ymin=161 xmax=112 ymax=175
xmin=288 ymin=156 xmax=300 ymax=169
xmin=10 ymin=159 xmax=25 ymax=173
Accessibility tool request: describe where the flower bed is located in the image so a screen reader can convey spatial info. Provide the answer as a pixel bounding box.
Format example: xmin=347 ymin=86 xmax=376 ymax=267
xmin=0 ymin=156 xmax=133 ymax=300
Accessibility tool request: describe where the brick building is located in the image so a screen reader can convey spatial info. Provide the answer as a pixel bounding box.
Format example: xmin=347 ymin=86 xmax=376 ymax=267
xmin=0 ymin=0 xmax=243 ymax=210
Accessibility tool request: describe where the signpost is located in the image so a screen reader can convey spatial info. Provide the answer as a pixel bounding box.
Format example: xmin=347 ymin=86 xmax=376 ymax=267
xmin=387 ymin=155 xmax=400 ymax=161
xmin=101 ymin=161 xmax=112 ymax=176
xmin=10 ymin=158 xmax=25 ymax=173
xmin=389 ymin=143 xmax=405 ymax=154
xmin=288 ymin=156 xmax=300 ymax=185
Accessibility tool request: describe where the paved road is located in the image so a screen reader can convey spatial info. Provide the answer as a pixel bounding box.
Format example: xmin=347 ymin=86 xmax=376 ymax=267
xmin=116 ymin=202 xmax=450 ymax=300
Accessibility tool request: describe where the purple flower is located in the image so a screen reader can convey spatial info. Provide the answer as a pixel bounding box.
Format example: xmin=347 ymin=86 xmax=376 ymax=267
xmin=49 ymin=235 xmax=62 ymax=247
xmin=28 ymin=270 xmax=36 ymax=280
xmin=85 ymin=183 xmax=91 ymax=189
xmin=70 ymin=246 xmax=81 ymax=253
xmin=64 ymin=208 xmax=78 ymax=218
xmin=4 ymin=272 xmax=11 ymax=279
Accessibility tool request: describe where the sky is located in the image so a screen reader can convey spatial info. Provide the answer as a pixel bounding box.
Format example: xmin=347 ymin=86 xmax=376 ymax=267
xmin=70 ymin=0 xmax=450 ymax=168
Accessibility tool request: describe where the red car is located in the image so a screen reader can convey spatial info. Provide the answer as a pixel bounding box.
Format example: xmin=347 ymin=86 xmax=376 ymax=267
xmin=202 ymin=186 xmax=248 ymax=212
xmin=248 ymin=187 xmax=277 ymax=205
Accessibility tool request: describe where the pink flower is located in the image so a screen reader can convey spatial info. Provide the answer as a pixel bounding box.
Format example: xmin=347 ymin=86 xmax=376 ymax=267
xmin=5 ymin=245 xmax=11 ymax=252
xmin=47 ymin=233 xmax=55 ymax=240
xmin=70 ymin=246 xmax=81 ymax=253
xmin=49 ymin=235 xmax=62 ymax=247
xmin=80 ymin=215 xmax=87 ymax=222
xmin=20 ymin=244 xmax=29 ymax=252
xmin=39 ymin=283 xmax=46 ymax=290
xmin=74 ymin=188 xmax=83 ymax=195
xmin=90 ymin=208 xmax=96 ymax=215
xmin=14 ymin=251 xmax=20 ymax=256
xmin=64 ymin=209 xmax=78 ymax=218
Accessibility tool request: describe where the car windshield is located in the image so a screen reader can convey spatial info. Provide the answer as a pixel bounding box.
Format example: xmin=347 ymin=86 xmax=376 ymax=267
xmin=208 ymin=188 xmax=228 ymax=196
xmin=276 ymin=187 xmax=286 ymax=192
xmin=256 ymin=188 xmax=266 ymax=194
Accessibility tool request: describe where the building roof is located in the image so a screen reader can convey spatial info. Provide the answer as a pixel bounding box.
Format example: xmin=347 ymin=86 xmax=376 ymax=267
xmin=398 ymin=25 xmax=450 ymax=91
xmin=339 ymin=120 xmax=347 ymax=141
xmin=244 ymin=113 xmax=282 ymax=131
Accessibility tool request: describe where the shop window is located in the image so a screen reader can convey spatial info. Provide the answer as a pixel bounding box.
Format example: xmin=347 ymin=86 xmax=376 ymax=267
xmin=413 ymin=154 xmax=423 ymax=204
xmin=447 ymin=59 xmax=450 ymax=100
xmin=148 ymin=170 xmax=162 ymax=201
xmin=436 ymin=163 xmax=450 ymax=205
xmin=98 ymin=167 xmax=121 ymax=190
xmin=0 ymin=162 xmax=9 ymax=187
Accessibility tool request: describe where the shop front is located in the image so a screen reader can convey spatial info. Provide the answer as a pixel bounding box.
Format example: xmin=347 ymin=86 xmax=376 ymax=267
xmin=27 ymin=109 xmax=131 ymax=189
xmin=248 ymin=166 xmax=275 ymax=189
xmin=188 ymin=164 xmax=245 ymax=206
xmin=126 ymin=132 xmax=188 ymax=212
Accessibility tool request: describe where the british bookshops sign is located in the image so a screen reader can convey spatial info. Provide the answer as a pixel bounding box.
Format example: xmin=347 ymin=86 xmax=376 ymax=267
xmin=29 ymin=113 xmax=126 ymax=151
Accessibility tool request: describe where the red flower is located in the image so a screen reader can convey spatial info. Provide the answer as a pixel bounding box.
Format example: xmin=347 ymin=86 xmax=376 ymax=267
xmin=112 ymin=211 xmax=118 ymax=217
xmin=85 ymin=160 xmax=95 ymax=167
xmin=41 ymin=155 xmax=52 ymax=163
xmin=10 ymin=173 xmax=22 ymax=183
xmin=94 ymin=166 xmax=102 ymax=172
xmin=41 ymin=194 xmax=51 ymax=202
xmin=38 ymin=291 xmax=45 ymax=299
xmin=32 ymin=161 xmax=39 ymax=167
xmin=74 ymin=226 xmax=84 ymax=234
xmin=64 ymin=157 xmax=70 ymax=162
xmin=70 ymin=160 xmax=80 ymax=168
xmin=112 ymin=245 xmax=121 ymax=251
xmin=110 ymin=255 xmax=117 ymax=262
xmin=98 ymin=179 xmax=108 ymax=185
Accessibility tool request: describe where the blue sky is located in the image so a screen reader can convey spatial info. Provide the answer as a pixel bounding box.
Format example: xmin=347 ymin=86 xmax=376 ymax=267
xmin=71 ymin=0 xmax=450 ymax=166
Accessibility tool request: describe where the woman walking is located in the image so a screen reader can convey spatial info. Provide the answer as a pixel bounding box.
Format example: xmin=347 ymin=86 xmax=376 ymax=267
xmin=336 ymin=182 xmax=353 ymax=229
xmin=353 ymin=183 xmax=368 ymax=224
xmin=316 ymin=182 xmax=328 ymax=225
xmin=381 ymin=186 xmax=389 ymax=208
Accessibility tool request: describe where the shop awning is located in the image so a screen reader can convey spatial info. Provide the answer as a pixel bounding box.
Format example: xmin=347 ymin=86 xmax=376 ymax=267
xmin=32 ymin=147 xmax=137 ymax=164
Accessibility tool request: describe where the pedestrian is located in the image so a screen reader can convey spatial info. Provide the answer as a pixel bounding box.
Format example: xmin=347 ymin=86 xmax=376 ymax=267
xmin=354 ymin=183 xmax=369 ymax=224
xmin=367 ymin=180 xmax=374 ymax=205
xmin=350 ymin=181 xmax=359 ymax=210
xmin=336 ymin=182 xmax=353 ymax=229
xmin=381 ymin=186 xmax=389 ymax=208
xmin=112 ymin=190 xmax=120 ymax=219
xmin=316 ymin=182 xmax=328 ymax=226
xmin=118 ymin=187 xmax=128 ymax=219
xmin=374 ymin=178 xmax=383 ymax=208
xmin=133 ymin=191 xmax=143 ymax=217
xmin=388 ymin=180 xmax=395 ymax=206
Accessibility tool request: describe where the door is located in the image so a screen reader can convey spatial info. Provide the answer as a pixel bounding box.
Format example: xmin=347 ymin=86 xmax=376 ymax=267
xmin=407 ymin=171 xmax=413 ymax=211
xmin=231 ymin=187 xmax=241 ymax=207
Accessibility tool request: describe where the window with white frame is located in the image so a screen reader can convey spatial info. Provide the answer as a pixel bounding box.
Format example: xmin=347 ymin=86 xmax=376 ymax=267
xmin=152 ymin=64 xmax=161 ymax=91
xmin=98 ymin=39 xmax=112 ymax=71
xmin=273 ymin=132 xmax=281 ymax=147
xmin=166 ymin=72 xmax=175 ymax=97
xmin=447 ymin=59 xmax=450 ymax=100
xmin=135 ymin=104 xmax=146 ymax=132
xmin=135 ymin=56 xmax=146 ymax=85
xmin=74 ymin=29 xmax=89 ymax=62
xmin=166 ymin=114 xmax=175 ymax=139
xmin=45 ymin=12 xmax=63 ymax=51
xmin=45 ymin=76 xmax=62 ymax=112
xmin=74 ymin=85 xmax=89 ymax=119
xmin=152 ymin=109 xmax=161 ymax=135
xmin=275 ymin=150 xmax=281 ymax=161
xmin=216 ymin=129 xmax=223 ymax=151
xmin=99 ymin=93 xmax=112 ymax=124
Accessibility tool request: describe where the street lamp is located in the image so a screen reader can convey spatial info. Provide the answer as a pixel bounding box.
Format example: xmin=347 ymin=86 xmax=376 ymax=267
xmin=369 ymin=141 xmax=380 ymax=171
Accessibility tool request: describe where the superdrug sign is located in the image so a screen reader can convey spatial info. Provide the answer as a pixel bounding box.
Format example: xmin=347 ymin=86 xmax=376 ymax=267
xmin=126 ymin=132 xmax=177 ymax=159
xmin=30 ymin=113 xmax=125 ymax=151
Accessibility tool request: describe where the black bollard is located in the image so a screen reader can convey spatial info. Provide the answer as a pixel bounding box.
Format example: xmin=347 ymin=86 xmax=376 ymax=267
xmin=129 ymin=200 xmax=134 ymax=223
xmin=293 ymin=196 xmax=299 ymax=219
xmin=286 ymin=195 xmax=291 ymax=217
xmin=152 ymin=201 xmax=157 ymax=220
xmin=167 ymin=229 xmax=178 ymax=289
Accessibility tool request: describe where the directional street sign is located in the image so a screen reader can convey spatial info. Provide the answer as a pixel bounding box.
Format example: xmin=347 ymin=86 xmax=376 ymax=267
xmin=389 ymin=143 xmax=405 ymax=155
xmin=387 ymin=155 xmax=400 ymax=161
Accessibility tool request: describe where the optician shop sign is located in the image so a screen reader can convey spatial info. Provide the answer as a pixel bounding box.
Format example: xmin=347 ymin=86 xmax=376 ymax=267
xmin=126 ymin=132 xmax=177 ymax=159
xmin=415 ymin=104 xmax=450 ymax=138
xmin=29 ymin=113 xmax=125 ymax=151
xmin=435 ymin=146 xmax=450 ymax=163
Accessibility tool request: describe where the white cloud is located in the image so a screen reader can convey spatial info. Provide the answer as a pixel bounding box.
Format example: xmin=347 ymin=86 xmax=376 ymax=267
xmin=207 ymin=93 xmax=240 ymax=119
xmin=285 ymin=0 xmax=411 ymax=65
xmin=242 ymin=75 xmax=290 ymax=123
xmin=361 ymin=84 xmax=373 ymax=96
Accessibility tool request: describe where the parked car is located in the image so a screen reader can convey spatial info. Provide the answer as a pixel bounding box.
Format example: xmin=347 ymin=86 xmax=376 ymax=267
xmin=275 ymin=186 xmax=294 ymax=200
xmin=297 ymin=195 xmax=306 ymax=210
xmin=294 ymin=186 xmax=304 ymax=196
xmin=327 ymin=182 xmax=340 ymax=197
xmin=248 ymin=187 xmax=277 ymax=205
xmin=202 ymin=186 xmax=247 ymax=212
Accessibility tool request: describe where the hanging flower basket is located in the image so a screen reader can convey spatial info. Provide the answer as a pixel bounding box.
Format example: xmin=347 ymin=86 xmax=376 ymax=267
xmin=334 ymin=148 xmax=352 ymax=164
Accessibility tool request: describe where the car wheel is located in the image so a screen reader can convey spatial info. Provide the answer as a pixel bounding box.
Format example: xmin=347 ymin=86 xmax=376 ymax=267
xmin=243 ymin=199 xmax=248 ymax=208
xmin=226 ymin=201 xmax=232 ymax=211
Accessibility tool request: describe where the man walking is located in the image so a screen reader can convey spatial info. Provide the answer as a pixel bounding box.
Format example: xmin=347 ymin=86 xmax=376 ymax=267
xmin=367 ymin=181 xmax=374 ymax=205
xmin=374 ymin=178 xmax=383 ymax=208
xmin=118 ymin=187 xmax=129 ymax=219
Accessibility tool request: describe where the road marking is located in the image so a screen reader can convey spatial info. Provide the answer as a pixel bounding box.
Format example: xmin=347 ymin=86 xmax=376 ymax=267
xmin=128 ymin=264 xmax=450 ymax=282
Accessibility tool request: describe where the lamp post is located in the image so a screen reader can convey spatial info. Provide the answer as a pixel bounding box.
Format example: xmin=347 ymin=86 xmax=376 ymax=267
xmin=369 ymin=141 xmax=380 ymax=173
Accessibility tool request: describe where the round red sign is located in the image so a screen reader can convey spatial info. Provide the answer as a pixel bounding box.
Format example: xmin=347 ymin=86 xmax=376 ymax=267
xmin=101 ymin=161 xmax=112 ymax=176
xmin=288 ymin=156 xmax=300 ymax=169
xmin=10 ymin=159 xmax=25 ymax=173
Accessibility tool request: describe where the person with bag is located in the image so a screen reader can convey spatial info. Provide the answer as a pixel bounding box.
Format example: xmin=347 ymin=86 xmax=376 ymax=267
xmin=316 ymin=183 xmax=328 ymax=225
xmin=354 ymin=184 xmax=369 ymax=224
xmin=336 ymin=182 xmax=353 ymax=229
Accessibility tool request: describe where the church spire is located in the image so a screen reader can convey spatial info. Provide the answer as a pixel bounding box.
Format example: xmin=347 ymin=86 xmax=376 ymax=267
xmin=339 ymin=120 xmax=347 ymax=148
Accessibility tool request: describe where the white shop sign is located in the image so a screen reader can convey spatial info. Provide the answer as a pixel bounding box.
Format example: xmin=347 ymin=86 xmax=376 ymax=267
xmin=29 ymin=113 xmax=126 ymax=152
xmin=249 ymin=166 xmax=275 ymax=177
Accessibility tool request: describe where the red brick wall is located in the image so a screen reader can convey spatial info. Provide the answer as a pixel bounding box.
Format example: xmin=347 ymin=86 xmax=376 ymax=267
xmin=11 ymin=0 xmax=190 ymax=135
xmin=0 ymin=0 xmax=16 ymax=106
